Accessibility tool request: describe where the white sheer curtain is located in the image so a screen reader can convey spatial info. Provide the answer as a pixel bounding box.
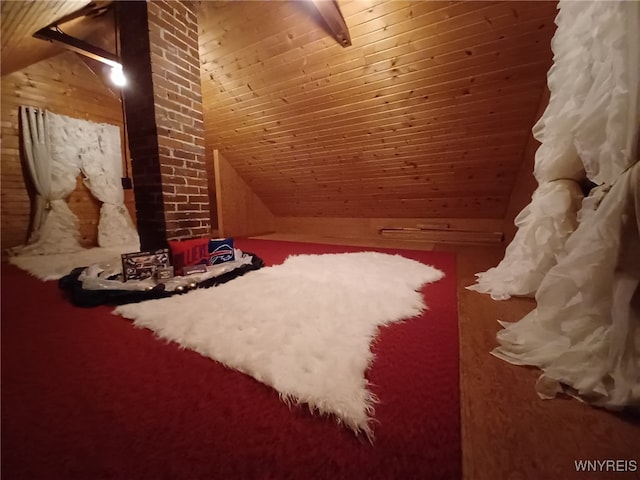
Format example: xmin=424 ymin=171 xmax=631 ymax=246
xmin=474 ymin=1 xmax=640 ymax=408
xmin=494 ymin=164 xmax=639 ymax=408
xmin=9 ymin=106 xmax=83 ymax=255
xmin=79 ymin=122 xmax=139 ymax=247
xmin=10 ymin=108 xmax=139 ymax=256
xmin=467 ymin=1 xmax=591 ymax=300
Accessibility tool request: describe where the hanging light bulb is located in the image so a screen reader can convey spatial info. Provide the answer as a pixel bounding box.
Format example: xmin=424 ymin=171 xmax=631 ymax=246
xmin=110 ymin=64 xmax=127 ymax=87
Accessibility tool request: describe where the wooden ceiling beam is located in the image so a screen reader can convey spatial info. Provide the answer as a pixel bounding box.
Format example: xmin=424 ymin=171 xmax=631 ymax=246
xmin=312 ymin=0 xmax=351 ymax=47
xmin=33 ymin=26 xmax=119 ymax=68
xmin=44 ymin=1 xmax=111 ymax=28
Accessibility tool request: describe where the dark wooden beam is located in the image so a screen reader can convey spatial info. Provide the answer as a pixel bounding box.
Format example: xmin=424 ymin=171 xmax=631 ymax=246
xmin=33 ymin=27 xmax=119 ymax=68
xmin=312 ymin=0 xmax=351 ymax=47
xmin=44 ymin=1 xmax=113 ymax=29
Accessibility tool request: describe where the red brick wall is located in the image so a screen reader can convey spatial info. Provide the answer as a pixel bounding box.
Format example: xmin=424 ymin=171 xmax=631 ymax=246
xmin=119 ymin=0 xmax=210 ymax=250
xmin=148 ymin=0 xmax=210 ymax=240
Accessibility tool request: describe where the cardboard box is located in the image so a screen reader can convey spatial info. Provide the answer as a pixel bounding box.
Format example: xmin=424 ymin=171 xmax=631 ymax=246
xmin=121 ymin=249 xmax=170 ymax=281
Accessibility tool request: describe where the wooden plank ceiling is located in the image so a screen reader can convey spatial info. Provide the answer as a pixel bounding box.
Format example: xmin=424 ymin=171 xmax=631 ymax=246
xmin=0 ymin=0 xmax=114 ymax=76
xmin=198 ymin=0 xmax=558 ymax=219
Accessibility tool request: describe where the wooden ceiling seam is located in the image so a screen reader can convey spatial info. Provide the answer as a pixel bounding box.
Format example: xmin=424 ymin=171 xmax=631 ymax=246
xmin=206 ymin=92 xmax=543 ymax=145
xmin=198 ymin=1 xmax=496 ymax=68
xmin=201 ymin=29 xmax=551 ymax=112
xmin=204 ymin=50 xmax=548 ymax=120
xmin=500 ymin=84 xmax=552 ymax=218
xmin=204 ymin=80 xmax=546 ymax=139
xmin=1 ymin=0 xmax=558 ymax=220
xmin=200 ymin=3 xmax=551 ymax=93
xmin=223 ymin=125 xmax=538 ymax=162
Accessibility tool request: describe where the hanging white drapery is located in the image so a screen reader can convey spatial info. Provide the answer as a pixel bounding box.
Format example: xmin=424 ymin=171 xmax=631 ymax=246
xmin=9 ymin=107 xmax=83 ymax=256
xmin=477 ymin=0 xmax=640 ymax=408
xmin=9 ymin=108 xmax=139 ymax=256
xmin=78 ymin=122 xmax=139 ymax=248
xmin=494 ymin=163 xmax=639 ymax=408
xmin=467 ymin=1 xmax=593 ymax=300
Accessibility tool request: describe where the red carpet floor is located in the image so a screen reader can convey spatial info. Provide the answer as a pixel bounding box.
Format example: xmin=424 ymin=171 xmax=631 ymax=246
xmin=1 ymin=239 xmax=460 ymax=480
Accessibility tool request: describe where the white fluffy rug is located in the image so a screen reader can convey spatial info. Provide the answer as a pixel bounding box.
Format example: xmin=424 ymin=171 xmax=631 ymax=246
xmin=8 ymin=244 xmax=138 ymax=281
xmin=114 ymin=252 xmax=444 ymax=439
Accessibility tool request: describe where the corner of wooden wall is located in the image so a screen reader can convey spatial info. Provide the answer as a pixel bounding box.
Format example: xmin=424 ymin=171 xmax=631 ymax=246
xmin=274 ymin=216 xmax=504 ymax=246
xmin=501 ymin=87 xmax=549 ymax=244
xmin=212 ymin=149 xmax=275 ymax=238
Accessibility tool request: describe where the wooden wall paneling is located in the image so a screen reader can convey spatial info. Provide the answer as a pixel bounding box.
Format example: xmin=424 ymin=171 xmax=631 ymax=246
xmin=207 ymin=74 xmax=547 ymax=145
xmin=213 ymin=149 xmax=275 ymax=238
xmin=229 ymin=128 xmax=530 ymax=169
xmin=238 ymin=150 xmax=523 ymax=183
xmin=200 ymin=2 xmax=541 ymax=92
xmin=310 ymin=0 xmax=352 ymax=47
xmin=253 ymin=164 xmax=520 ymax=186
xmin=379 ymin=228 xmax=502 ymax=245
xmin=213 ymin=58 xmax=546 ymax=115
xmin=203 ymin=48 xmax=550 ymax=135
xmin=275 ymin=216 xmax=504 ymax=246
xmin=213 ymin=152 xmax=226 ymax=236
xmin=198 ymin=2 xmax=342 ymax=69
xmin=227 ymin=123 xmax=534 ymax=175
xmin=0 ymin=52 xmax=133 ymax=251
xmin=210 ymin=79 xmax=547 ymax=147
xmin=67 ymin=177 xmax=102 ymax=246
xmin=258 ymin=183 xmax=516 ymax=202
xmin=208 ymin=79 xmax=546 ymax=135
xmin=204 ymin=143 xmax=219 ymax=232
xmin=234 ymin=84 xmax=540 ymax=135
xmin=204 ymin=41 xmax=549 ymax=126
xmin=502 ymin=87 xmax=550 ymax=243
xmin=198 ymin=0 xmax=558 ymax=220
xmin=214 ymin=129 xmax=537 ymax=181
xmin=1 ymin=0 xmax=94 ymax=75
xmin=197 ymin=0 xmax=306 ymax=49
xmin=201 ymin=4 xmax=553 ymax=113
xmin=124 ymin=190 xmax=136 ymax=227
xmin=203 ymin=2 xmax=556 ymax=86
xmin=210 ymin=62 xmax=539 ymax=124
xmin=266 ymin=198 xmax=506 ymax=218
xmin=234 ymin=144 xmax=526 ymax=181
xmin=221 ymin=142 xmax=525 ymax=175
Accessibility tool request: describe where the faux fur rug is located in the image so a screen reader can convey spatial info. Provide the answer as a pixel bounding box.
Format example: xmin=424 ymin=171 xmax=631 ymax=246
xmin=114 ymin=252 xmax=444 ymax=439
xmin=8 ymin=244 xmax=139 ymax=281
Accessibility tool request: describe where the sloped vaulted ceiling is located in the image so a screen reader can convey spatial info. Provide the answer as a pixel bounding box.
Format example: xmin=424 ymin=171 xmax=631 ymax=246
xmin=2 ymin=0 xmax=558 ymax=221
xmin=198 ymin=0 xmax=558 ymax=219
xmin=1 ymin=1 xmax=89 ymax=74
xmin=1 ymin=1 xmax=115 ymax=76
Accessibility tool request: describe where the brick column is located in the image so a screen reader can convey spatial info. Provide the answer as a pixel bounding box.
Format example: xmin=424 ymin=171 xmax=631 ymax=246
xmin=118 ymin=0 xmax=210 ymax=250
